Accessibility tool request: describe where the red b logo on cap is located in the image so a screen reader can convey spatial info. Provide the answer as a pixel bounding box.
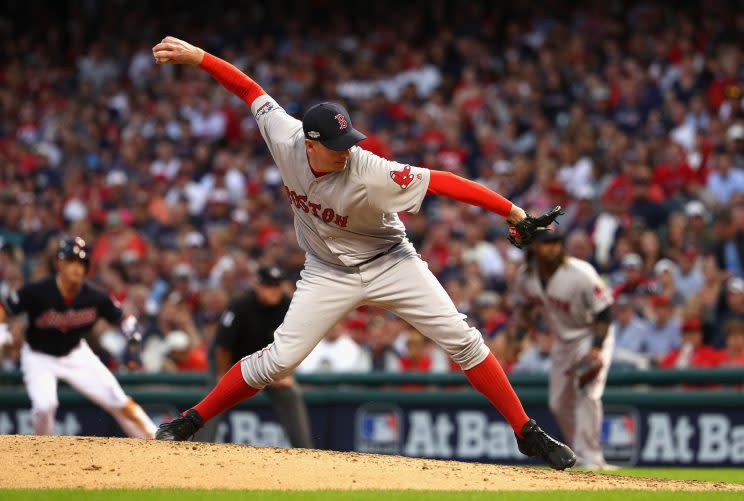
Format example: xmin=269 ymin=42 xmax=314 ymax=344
xmin=335 ymin=113 xmax=348 ymax=130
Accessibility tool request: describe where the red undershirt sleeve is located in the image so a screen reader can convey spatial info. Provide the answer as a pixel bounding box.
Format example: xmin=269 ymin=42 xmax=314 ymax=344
xmin=426 ymin=170 xmax=513 ymax=217
xmin=199 ymin=52 xmax=266 ymax=107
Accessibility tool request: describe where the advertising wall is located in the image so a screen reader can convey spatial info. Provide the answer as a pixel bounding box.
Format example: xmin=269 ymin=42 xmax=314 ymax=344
xmin=1 ymin=390 xmax=742 ymax=466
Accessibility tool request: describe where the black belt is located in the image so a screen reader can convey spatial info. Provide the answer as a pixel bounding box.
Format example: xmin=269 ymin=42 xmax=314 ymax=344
xmin=358 ymin=242 xmax=401 ymax=266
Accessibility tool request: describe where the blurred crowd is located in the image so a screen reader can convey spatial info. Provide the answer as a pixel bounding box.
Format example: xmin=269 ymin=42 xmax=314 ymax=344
xmin=1 ymin=0 xmax=744 ymax=374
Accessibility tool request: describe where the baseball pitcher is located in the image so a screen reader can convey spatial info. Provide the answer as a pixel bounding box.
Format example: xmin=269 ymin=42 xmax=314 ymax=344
xmin=514 ymin=230 xmax=615 ymax=469
xmin=0 ymin=237 xmax=156 ymax=438
xmin=152 ymin=37 xmax=574 ymax=469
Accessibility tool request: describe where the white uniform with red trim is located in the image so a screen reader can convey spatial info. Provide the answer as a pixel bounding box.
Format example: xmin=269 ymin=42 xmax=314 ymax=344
xmin=239 ymin=95 xmax=490 ymax=388
xmin=513 ymin=256 xmax=615 ymax=468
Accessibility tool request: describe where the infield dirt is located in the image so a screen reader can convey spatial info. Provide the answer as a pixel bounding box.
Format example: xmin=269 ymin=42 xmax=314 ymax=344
xmin=0 ymin=435 xmax=740 ymax=491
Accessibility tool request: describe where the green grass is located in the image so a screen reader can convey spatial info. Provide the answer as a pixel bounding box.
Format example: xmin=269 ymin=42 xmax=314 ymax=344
xmin=2 ymin=469 xmax=742 ymax=500
xmin=0 ymin=490 xmax=742 ymax=501
xmin=599 ymin=467 xmax=744 ymax=484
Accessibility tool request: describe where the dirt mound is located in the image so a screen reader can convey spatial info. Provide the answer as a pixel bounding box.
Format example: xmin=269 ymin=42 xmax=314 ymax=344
xmin=0 ymin=435 xmax=739 ymax=491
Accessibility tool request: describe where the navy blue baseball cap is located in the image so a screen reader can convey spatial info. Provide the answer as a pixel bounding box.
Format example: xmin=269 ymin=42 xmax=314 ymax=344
xmin=258 ymin=266 xmax=284 ymax=285
xmin=302 ymin=102 xmax=366 ymax=151
xmin=57 ymin=236 xmax=91 ymax=267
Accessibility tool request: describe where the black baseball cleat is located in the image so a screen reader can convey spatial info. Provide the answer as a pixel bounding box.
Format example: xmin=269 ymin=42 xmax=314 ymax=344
xmin=155 ymin=409 xmax=204 ymax=441
xmin=516 ymin=419 xmax=576 ymax=470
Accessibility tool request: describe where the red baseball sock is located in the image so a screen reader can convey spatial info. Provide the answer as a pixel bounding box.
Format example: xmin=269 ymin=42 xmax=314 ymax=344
xmin=464 ymin=352 xmax=530 ymax=437
xmin=189 ymin=362 xmax=259 ymax=422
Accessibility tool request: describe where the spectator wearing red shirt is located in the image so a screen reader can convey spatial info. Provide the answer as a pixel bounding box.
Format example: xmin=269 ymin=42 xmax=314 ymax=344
xmin=400 ymin=331 xmax=432 ymax=372
xmin=162 ymin=330 xmax=208 ymax=372
xmin=90 ymin=211 xmax=148 ymax=271
xmin=613 ymin=253 xmax=655 ymax=299
xmin=475 ymin=291 xmax=509 ymax=339
xmin=602 ymin=160 xmax=635 ymax=208
xmin=653 ymin=143 xmax=702 ymax=199
xmin=720 ymin=319 xmax=744 ymax=367
xmin=399 ymin=331 xmax=433 ymax=391
xmin=660 ymin=318 xmax=725 ymax=369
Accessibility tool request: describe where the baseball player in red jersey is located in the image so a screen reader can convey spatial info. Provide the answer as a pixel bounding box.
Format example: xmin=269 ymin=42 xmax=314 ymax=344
xmin=152 ymin=37 xmax=575 ymax=470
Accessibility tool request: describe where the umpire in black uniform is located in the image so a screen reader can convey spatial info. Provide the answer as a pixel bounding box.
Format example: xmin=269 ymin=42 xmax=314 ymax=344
xmin=195 ymin=266 xmax=313 ymax=447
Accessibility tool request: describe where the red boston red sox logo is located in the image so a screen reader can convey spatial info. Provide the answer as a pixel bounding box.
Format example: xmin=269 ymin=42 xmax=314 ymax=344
xmin=390 ymin=165 xmax=414 ymax=189
xmin=335 ymin=113 xmax=348 ymax=130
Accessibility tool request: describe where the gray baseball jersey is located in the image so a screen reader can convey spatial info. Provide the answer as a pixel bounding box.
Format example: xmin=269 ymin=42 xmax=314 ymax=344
xmin=238 ymin=94 xmax=490 ymax=390
xmin=513 ymin=257 xmax=613 ymax=342
xmin=514 ymin=256 xmax=615 ymax=468
xmin=251 ymin=95 xmax=430 ymax=267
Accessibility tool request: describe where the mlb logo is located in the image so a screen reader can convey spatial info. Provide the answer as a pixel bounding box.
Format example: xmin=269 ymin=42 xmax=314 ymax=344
xmin=601 ymin=407 xmax=639 ymax=466
xmin=355 ymin=404 xmax=402 ymax=454
xmin=602 ymin=415 xmax=635 ymax=447
xmin=361 ymin=414 xmax=399 ymax=442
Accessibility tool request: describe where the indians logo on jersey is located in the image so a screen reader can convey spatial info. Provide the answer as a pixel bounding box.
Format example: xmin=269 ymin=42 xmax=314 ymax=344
xmin=335 ymin=113 xmax=348 ymax=129
xmin=390 ymin=165 xmax=415 ymax=189
xmin=35 ymin=308 xmax=98 ymax=333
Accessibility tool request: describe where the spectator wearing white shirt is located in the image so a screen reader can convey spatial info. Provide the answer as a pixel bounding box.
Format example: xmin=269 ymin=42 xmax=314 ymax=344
xmin=643 ymin=295 xmax=682 ymax=361
xmin=654 ymin=259 xmax=685 ymax=308
xmin=296 ymin=323 xmax=364 ymax=373
xmin=150 ymin=140 xmax=181 ymax=180
xmin=611 ymin=295 xmax=651 ymax=369
xmin=675 ymin=247 xmax=704 ymax=302
xmin=165 ymin=160 xmax=208 ymax=215
xmin=462 ymin=225 xmax=505 ymax=280
xmin=512 ymin=322 xmax=554 ymax=374
xmin=78 ymin=44 xmax=120 ymax=90
xmin=707 ymin=152 xmax=744 ymax=205
xmin=557 ymin=143 xmax=593 ymax=198
xmin=199 ymin=151 xmax=246 ymax=205
xmin=184 ymin=98 xmax=227 ymax=141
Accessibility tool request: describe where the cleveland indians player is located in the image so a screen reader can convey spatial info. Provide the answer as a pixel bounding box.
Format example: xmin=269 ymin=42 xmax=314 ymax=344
xmin=513 ymin=231 xmax=615 ymax=469
xmin=0 ymin=237 xmax=156 ymax=438
xmin=152 ymin=37 xmax=575 ymax=470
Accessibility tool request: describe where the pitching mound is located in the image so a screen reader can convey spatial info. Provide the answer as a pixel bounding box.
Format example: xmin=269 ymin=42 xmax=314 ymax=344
xmin=0 ymin=435 xmax=740 ymax=491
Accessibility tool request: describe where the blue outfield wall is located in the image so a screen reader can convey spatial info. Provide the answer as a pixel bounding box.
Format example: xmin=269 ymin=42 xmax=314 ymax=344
xmin=0 ymin=369 xmax=742 ymax=467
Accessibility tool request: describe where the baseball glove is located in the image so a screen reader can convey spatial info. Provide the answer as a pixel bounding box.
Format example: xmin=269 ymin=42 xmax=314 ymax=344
xmin=507 ymin=205 xmax=565 ymax=249
xmin=573 ymin=351 xmax=603 ymax=388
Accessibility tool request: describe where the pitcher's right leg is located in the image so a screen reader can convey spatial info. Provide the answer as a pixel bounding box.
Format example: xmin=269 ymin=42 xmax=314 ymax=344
xmin=157 ymin=261 xmax=364 ymax=441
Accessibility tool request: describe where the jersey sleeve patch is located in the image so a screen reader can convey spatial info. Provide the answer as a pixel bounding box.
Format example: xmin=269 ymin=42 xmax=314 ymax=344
xmin=359 ymin=148 xmax=430 ymax=213
xmin=255 ymin=101 xmax=277 ymax=118
xmin=390 ymin=165 xmax=418 ymax=189
xmin=250 ymin=95 xmax=302 ymax=150
xmin=585 ymin=270 xmax=614 ymax=313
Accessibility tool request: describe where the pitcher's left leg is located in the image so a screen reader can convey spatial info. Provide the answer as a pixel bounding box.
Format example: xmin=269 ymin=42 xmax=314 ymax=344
xmin=366 ymin=256 xmax=575 ymax=469
xmin=366 ymin=256 xmax=527 ymax=423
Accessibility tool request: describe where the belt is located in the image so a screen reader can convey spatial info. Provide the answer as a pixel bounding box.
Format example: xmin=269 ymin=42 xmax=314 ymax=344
xmin=358 ymin=242 xmax=401 ymax=267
